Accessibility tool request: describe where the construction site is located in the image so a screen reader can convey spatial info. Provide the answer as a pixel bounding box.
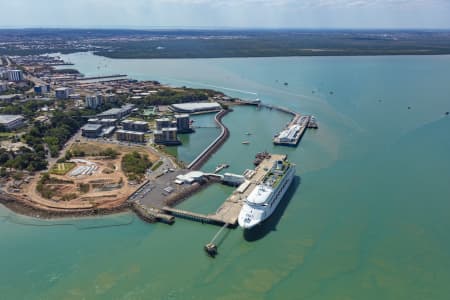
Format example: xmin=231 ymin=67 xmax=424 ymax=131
xmin=13 ymin=141 xmax=160 ymax=213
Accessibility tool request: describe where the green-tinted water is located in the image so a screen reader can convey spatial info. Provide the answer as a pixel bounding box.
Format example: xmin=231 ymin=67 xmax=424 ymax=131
xmin=2 ymin=53 xmax=450 ymax=299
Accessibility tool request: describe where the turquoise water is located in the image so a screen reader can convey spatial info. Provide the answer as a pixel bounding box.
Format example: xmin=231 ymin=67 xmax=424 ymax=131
xmin=2 ymin=52 xmax=450 ymax=299
xmin=176 ymin=184 xmax=234 ymax=215
xmin=164 ymin=112 xmax=220 ymax=163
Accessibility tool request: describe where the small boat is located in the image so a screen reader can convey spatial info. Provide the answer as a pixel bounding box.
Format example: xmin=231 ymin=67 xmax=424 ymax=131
xmin=242 ymin=141 xmax=250 ymax=145
xmin=245 ymin=132 xmax=252 ymax=135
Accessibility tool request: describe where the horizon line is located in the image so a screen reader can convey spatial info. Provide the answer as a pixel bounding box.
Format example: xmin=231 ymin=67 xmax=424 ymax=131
xmin=1 ymin=26 xmax=450 ymax=31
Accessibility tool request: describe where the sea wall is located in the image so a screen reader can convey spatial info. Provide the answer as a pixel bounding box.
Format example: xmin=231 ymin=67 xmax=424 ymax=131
xmin=187 ymin=109 xmax=230 ymax=170
xmin=0 ymin=192 xmax=131 ymax=219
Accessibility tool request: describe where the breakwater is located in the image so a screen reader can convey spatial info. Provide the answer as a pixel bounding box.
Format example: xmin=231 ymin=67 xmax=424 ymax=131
xmin=187 ymin=109 xmax=230 ymax=170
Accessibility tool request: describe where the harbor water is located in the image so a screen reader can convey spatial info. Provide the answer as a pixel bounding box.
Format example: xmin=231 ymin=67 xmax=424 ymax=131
xmin=1 ymin=53 xmax=450 ymax=299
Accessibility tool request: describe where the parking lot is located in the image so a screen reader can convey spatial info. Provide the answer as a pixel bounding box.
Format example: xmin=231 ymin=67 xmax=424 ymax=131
xmin=130 ymin=168 xmax=192 ymax=209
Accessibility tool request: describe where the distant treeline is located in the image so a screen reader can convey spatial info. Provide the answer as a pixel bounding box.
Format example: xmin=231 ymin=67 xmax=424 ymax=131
xmin=2 ymin=29 xmax=450 ymax=58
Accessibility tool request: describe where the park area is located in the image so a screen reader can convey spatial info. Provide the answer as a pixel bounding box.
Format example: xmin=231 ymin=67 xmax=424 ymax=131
xmin=50 ymin=162 xmax=76 ymax=175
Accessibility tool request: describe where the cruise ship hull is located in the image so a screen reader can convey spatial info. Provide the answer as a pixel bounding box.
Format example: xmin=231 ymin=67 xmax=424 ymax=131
xmin=238 ymin=166 xmax=295 ymax=229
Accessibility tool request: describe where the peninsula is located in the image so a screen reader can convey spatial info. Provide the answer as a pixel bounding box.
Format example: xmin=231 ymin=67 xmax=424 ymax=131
xmin=0 ymin=54 xmax=317 ymax=224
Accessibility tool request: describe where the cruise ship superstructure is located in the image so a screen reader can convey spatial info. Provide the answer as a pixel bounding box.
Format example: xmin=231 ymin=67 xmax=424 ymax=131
xmin=238 ymin=156 xmax=295 ymax=229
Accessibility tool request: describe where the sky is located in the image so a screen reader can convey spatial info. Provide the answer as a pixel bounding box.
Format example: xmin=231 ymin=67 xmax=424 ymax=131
xmin=1 ymin=0 xmax=450 ymax=29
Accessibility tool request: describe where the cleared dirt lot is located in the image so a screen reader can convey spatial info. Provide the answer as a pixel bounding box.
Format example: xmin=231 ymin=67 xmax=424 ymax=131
xmin=20 ymin=141 xmax=160 ymax=211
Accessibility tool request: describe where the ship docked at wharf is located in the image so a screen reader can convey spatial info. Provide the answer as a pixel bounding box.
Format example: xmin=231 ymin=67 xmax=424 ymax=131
xmin=238 ymin=155 xmax=295 ymax=229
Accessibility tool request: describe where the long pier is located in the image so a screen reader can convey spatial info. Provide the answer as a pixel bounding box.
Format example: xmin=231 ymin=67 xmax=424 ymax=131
xmin=235 ymin=99 xmax=318 ymax=147
xmin=161 ymin=207 xmax=232 ymax=226
xmin=187 ymin=109 xmax=230 ymax=170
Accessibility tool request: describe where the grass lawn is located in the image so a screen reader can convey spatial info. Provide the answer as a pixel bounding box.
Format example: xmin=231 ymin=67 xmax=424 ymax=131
xmin=50 ymin=162 xmax=76 ymax=175
xmin=0 ymin=132 xmax=15 ymax=140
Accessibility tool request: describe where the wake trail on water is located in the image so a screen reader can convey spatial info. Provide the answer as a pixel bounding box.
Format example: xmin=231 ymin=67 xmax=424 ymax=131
xmin=161 ymin=77 xmax=258 ymax=96
xmin=0 ymin=213 xmax=136 ymax=230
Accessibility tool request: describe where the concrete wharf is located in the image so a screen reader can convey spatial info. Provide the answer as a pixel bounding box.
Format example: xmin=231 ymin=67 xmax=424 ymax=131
xmin=131 ymin=99 xmax=309 ymax=228
xmin=273 ymin=114 xmax=317 ymax=146
xmin=234 ymin=100 xmax=318 ymax=147
xmin=160 ymin=154 xmax=287 ymax=227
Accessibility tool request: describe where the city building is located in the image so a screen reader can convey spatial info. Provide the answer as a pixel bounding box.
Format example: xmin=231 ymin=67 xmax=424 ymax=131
xmin=100 ymin=119 xmax=118 ymax=127
xmin=87 ymin=118 xmax=100 ymax=124
xmin=55 ymin=87 xmax=73 ymax=100
xmin=6 ymin=70 xmax=24 ymax=82
xmin=0 ymin=94 xmax=22 ymax=103
xmin=170 ymin=102 xmax=221 ymax=113
xmin=153 ymin=127 xmax=180 ymax=145
xmin=0 ymin=81 xmax=8 ymax=93
xmin=81 ymin=123 xmax=103 ymax=138
xmin=96 ymin=104 xmax=135 ymax=119
xmin=0 ymin=115 xmax=25 ymax=130
xmin=34 ymin=85 xmax=50 ymax=95
xmin=33 ymin=84 xmax=49 ymax=95
xmin=101 ymin=126 xmax=116 ymax=137
xmin=85 ymin=94 xmax=102 ymax=109
xmin=155 ymin=118 xmax=171 ymax=130
xmin=278 ymin=124 xmax=301 ymax=143
xmin=223 ymin=173 xmax=246 ymax=186
xmin=175 ymin=171 xmax=204 ymax=184
xmin=175 ymin=114 xmax=193 ymax=133
xmin=122 ymin=119 xmax=148 ymax=132
xmin=103 ymin=93 xmax=116 ymax=103
xmin=115 ymin=129 xmax=145 ymax=143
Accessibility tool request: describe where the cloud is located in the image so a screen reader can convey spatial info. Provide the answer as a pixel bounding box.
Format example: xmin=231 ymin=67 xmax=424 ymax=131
xmin=0 ymin=0 xmax=449 ymax=28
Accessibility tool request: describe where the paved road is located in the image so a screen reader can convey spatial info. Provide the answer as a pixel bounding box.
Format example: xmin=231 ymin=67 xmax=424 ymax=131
xmin=46 ymin=130 xmax=82 ymax=169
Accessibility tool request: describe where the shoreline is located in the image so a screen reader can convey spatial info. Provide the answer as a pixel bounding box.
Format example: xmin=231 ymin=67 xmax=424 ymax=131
xmin=0 ymin=192 xmax=132 ymax=220
xmin=0 ymin=108 xmax=233 ymax=222
xmin=0 ymin=102 xmax=302 ymax=222
xmin=59 ymin=50 xmax=450 ymax=61
xmin=0 ymin=52 xmax=304 ymax=223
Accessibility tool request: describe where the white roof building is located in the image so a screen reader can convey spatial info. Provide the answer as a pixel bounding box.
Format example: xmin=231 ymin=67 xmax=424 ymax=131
xmin=170 ymin=102 xmax=221 ymax=113
xmin=0 ymin=114 xmax=25 ymax=130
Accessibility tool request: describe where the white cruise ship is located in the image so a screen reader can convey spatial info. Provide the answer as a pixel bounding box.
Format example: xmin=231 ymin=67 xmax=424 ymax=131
xmin=238 ymin=158 xmax=295 ymax=229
